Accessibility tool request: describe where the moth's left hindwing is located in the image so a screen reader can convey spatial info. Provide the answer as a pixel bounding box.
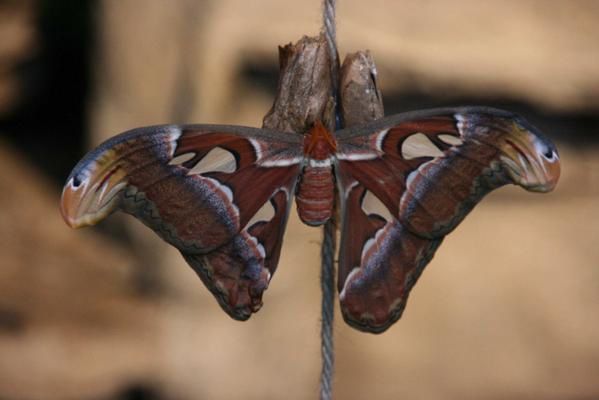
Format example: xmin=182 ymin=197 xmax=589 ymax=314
xmin=61 ymin=124 xmax=303 ymax=320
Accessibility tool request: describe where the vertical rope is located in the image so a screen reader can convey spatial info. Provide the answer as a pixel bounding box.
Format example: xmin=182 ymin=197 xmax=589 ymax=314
xmin=320 ymin=219 xmax=336 ymax=400
xmin=323 ymin=0 xmax=336 ymax=44
xmin=321 ymin=1 xmax=338 ymax=400
xmin=323 ymin=0 xmax=339 ymax=94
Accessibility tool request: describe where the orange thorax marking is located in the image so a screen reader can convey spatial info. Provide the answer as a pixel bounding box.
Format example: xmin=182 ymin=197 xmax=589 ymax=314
xmin=304 ymin=121 xmax=337 ymax=160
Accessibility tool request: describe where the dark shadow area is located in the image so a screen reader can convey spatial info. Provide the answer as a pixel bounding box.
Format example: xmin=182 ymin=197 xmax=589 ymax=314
xmin=0 ymin=0 xmax=96 ymax=186
xmin=111 ymin=384 xmax=163 ymax=400
xmin=241 ymin=59 xmax=280 ymax=94
xmin=0 ymin=307 xmax=25 ymax=335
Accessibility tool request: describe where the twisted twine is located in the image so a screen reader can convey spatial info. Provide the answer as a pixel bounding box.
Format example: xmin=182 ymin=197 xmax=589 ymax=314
xmin=320 ymin=1 xmax=338 ymax=399
xmin=320 ymin=219 xmax=336 ymax=400
xmin=323 ymin=0 xmax=339 ymax=94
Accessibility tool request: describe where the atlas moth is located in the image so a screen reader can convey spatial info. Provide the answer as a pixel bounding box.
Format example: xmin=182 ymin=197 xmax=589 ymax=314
xmin=60 ymin=107 xmax=560 ymax=333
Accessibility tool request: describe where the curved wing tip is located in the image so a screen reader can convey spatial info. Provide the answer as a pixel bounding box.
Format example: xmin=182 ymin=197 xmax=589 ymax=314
xmin=60 ymin=178 xmax=82 ymax=228
xmin=228 ymin=310 xmax=252 ymax=321
xmin=340 ymin=305 xmax=405 ymax=334
xmin=223 ymin=303 xmax=259 ymax=321
xmin=341 ymin=312 xmax=396 ymax=334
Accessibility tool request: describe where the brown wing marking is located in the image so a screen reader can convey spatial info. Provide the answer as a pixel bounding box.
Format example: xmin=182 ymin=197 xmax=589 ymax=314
xmin=182 ymin=186 xmax=295 ymax=320
xmin=337 ymin=184 xmax=385 ymax=291
xmin=339 ymin=215 xmax=442 ymax=333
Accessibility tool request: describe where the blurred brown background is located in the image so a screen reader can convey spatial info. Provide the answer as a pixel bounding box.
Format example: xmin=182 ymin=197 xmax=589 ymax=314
xmin=1 ymin=1 xmax=598 ymax=399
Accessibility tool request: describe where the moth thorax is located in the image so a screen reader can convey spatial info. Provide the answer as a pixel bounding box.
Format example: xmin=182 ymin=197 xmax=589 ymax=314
xmin=296 ymin=162 xmax=335 ymax=226
xmin=303 ymin=121 xmax=336 ymax=160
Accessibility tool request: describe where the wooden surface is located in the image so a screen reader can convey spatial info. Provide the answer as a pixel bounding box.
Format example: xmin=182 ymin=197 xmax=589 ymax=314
xmin=339 ymin=51 xmax=384 ymax=127
xmin=262 ymin=34 xmax=335 ymax=133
